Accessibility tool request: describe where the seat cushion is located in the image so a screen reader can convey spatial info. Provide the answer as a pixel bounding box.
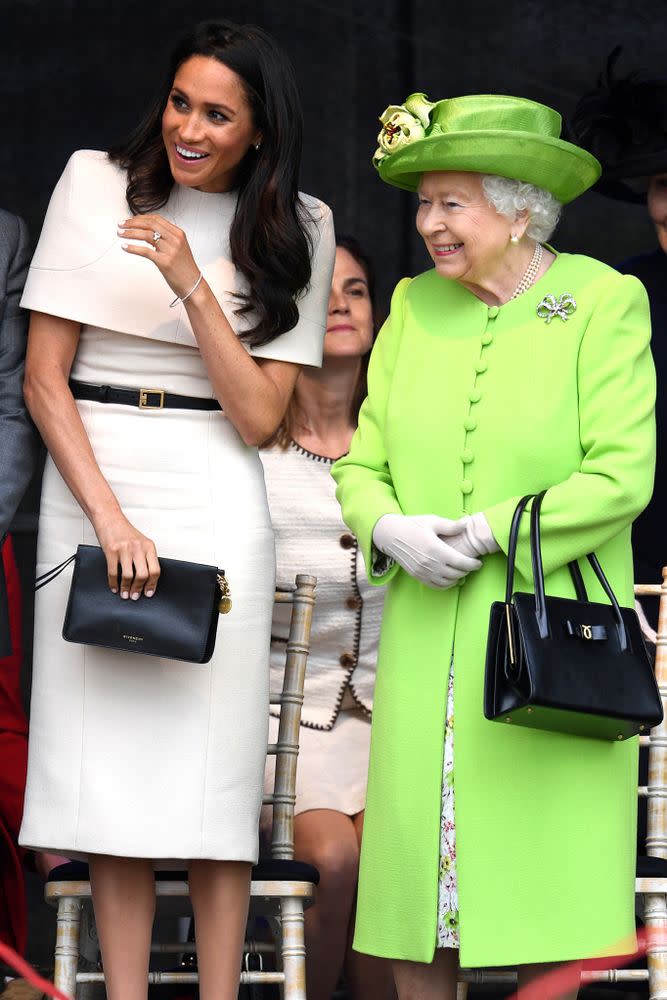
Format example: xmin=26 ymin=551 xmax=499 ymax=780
xmin=47 ymin=858 xmax=320 ymax=885
xmin=637 ymin=854 xmax=667 ymax=878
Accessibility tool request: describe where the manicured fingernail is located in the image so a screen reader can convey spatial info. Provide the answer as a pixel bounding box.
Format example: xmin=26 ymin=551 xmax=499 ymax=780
xmin=111 ymin=588 xmax=118 ymax=594
xmin=131 ymin=593 xmax=140 ymax=601
xmin=121 ymin=243 xmax=129 ymax=250
xmin=121 ymin=591 xmax=129 ymax=599
xmin=145 ymin=589 xmax=154 ymax=598
xmin=117 ymin=227 xmax=127 ymax=234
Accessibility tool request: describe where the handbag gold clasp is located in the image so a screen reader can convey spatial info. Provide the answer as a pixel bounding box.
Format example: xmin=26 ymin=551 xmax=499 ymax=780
xmin=505 ymin=603 xmax=516 ymax=665
xmin=217 ymin=571 xmax=232 ymax=614
xmin=581 ymin=623 xmax=593 ymax=640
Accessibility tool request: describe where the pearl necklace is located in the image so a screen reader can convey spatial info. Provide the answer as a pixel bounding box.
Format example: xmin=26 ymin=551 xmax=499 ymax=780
xmin=508 ymin=242 xmax=544 ymax=302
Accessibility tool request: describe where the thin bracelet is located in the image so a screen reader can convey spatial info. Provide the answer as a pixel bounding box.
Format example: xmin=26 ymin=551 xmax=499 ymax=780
xmin=169 ymin=271 xmax=203 ymax=309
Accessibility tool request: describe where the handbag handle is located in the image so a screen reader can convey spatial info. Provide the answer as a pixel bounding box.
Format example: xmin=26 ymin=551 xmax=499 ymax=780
xmin=529 ymin=491 xmax=629 ymax=651
xmin=504 ymin=495 xmax=533 ymax=603
xmin=35 ymin=553 xmax=76 ymax=591
xmin=504 ymin=495 xmax=586 ymax=602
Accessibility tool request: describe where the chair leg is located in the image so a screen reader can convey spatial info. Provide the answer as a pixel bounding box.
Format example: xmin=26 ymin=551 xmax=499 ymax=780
xmin=54 ymin=897 xmax=82 ymax=999
xmin=644 ymin=893 xmax=667 ymax=1000
xmin=279 ymin=897 xmax=307 ymax=1000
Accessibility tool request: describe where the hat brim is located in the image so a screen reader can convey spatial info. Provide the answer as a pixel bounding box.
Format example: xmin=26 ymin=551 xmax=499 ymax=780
xmin=378 ymin=129 xmax=601 ymax=204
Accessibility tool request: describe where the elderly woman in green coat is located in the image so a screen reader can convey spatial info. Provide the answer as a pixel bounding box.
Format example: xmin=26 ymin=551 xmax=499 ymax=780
xmin=332 ymin=93 xmax=656 ymax=999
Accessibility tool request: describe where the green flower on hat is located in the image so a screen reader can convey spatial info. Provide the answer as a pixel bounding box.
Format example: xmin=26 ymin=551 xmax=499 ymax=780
xmin=373 ymin=93 xmax=437 ymax=169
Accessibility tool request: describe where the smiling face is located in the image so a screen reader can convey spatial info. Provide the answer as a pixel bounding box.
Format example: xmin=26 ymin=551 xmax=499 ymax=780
xmin=416 ymin=171 xmax=527 ymax=285
xmin=323 ymin=247 xmax=374 ymax=361
xmin=161 ymin=54 xmax=262 ymax=193
xmin=648 ymin=173 xmax=667 ymax=254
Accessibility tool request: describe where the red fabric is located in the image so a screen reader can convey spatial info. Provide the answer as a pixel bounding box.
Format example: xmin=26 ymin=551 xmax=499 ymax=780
xmin=0 ymin=535 xmax=29 ymax=954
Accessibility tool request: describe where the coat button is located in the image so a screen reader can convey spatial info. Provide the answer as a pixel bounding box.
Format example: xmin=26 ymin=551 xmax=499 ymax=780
xmin=469 ymin=388 xmax=482 ymax=403
xmin=475 ymin=360 xmax=488 ymax=374
xmin=481 ymin=331 xmax=493 ymax=346
xmin=339 ymin=533 xmax=355 ymax=549
xmin=339 ymin=652 xmax=357 ymax=668
xmin=461 ymin=448 xmax=473 ymax=464
xmin=463 ymin=416 xmax=477 ymax=431
xmin=346 ymin=596 xmax=362 ymax=610
xmin=460 ymin=479 xmax=473 ymax=494
xmin=487 ymin=306 xmax=500 ymax=319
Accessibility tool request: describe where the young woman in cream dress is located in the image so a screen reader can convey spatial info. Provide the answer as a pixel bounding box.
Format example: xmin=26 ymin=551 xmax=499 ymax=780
xmin=19 ymin=20 xmax=334 ymax=1000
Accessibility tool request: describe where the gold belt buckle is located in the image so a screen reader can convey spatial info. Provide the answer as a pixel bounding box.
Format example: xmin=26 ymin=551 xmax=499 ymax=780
xmin=139 ymin=388 xmax=165 ymax=409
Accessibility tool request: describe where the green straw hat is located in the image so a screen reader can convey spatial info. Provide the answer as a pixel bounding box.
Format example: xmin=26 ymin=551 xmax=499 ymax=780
xmin=373 ymin=93 xmax=601 ymax=204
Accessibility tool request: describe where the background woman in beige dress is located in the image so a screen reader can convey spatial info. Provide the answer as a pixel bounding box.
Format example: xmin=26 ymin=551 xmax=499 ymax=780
xmin=262 ymin=237 xmax=395 ymax=1000
xmin=19 ymin=20 xmax=334 ymax=1000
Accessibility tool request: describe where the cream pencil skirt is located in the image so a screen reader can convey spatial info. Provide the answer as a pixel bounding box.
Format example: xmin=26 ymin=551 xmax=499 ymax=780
xmin=20 ymin=386 xmax=275 ymax=864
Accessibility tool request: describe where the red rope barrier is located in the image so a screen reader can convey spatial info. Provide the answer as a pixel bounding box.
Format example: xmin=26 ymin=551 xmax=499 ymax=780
xmin=505 ymin=926 xmax=656 ymax=1000
xmin=0 ymin=922 xmax=661 ymax=1000
xmin=0 ymin=940 xmax=71 ymax=1000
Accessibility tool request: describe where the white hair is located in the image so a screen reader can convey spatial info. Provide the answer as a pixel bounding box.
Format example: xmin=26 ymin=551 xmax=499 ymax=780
xmin=481 ymin=175 xmax=562 ymax=243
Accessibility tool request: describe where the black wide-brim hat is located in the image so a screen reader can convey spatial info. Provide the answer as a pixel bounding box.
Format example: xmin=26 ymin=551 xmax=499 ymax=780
xmin=570 ymin=49 xmax=667 ymax=203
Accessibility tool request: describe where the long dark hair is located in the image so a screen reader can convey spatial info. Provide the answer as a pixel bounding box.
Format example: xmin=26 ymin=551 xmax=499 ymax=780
xmin=108 ymin=19 xmax=311 ymax=348
xmin=267 ymin=234 xmax=379 ymax=451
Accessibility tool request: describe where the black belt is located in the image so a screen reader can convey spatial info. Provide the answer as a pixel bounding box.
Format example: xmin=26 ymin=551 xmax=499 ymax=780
xmin=69 ymin=380 xmax=222 ymax=411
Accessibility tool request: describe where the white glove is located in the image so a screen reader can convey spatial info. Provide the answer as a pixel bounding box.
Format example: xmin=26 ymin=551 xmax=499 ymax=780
xmin=442 ymin=512 xmax=500 ymax=559
xmin=372 ymin=513 xmax=482 ymax=589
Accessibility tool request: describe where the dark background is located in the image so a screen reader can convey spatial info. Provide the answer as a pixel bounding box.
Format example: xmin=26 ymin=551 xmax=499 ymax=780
xmin=3 ymin=0 xmax=663 ymax=303
xmin=6 ymin=0 xmax=663 ymax=678
xmin=1 ymin=0 xmax=664 ymax=968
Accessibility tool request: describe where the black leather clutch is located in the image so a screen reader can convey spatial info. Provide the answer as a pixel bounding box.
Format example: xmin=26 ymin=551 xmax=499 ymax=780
xmin=36 ymin=544 xmax=230 ymax=664
xmin=484 ymin=491 xmax=663 ymax=741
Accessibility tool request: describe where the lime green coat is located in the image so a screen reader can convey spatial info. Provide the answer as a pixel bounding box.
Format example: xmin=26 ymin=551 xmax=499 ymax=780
xmin=332 ymin=252 xmax=656 ymax=967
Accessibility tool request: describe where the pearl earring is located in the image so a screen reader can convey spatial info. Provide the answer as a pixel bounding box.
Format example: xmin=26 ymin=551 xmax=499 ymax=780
xmin=254 ymin=142 xmax=262 ymax=151
xmin=510 ymin=234 xmax=519 ymax=245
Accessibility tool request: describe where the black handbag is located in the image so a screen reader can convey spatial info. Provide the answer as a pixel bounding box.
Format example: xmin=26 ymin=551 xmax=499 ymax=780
xmin=484 ymin=491 xmax=663 ymax=741
xmin=35 ymin=544 xmax=231 ymax=664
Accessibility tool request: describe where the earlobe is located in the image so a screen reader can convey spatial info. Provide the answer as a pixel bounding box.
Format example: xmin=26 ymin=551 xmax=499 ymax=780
xmin=515 ymin=208 xmax=530 ymax=238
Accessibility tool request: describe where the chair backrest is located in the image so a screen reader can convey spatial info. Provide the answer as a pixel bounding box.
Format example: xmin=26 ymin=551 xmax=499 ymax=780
xmin=636 ymin=567 xmax=667 ymax=859
xmin=263 ymin=574 xmax=317 ymax=861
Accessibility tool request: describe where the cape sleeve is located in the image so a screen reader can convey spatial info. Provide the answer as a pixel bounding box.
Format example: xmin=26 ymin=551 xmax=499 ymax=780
xmin=331 ymin=278 xmax=412 ymax=586
xmin=20 ymin=149 xmax=128 ymax=320
xmin=483 ymin=271 xmax=656 ymax=583
xmin=250 ymin=199 xmax=336 ymax=368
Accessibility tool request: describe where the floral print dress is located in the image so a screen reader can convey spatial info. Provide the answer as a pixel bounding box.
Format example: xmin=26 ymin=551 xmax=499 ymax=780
xmin=437 ymin=664 xmax=460 ymax=949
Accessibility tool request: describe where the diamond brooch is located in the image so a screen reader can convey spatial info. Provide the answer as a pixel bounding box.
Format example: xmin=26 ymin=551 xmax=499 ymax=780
xmin=536 ymin=294 xmax=577 ymax=323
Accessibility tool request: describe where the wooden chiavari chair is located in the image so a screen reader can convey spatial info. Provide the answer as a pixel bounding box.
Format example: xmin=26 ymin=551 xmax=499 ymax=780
xmin=43 ymin=573 xmax=318 ymax=1000
xmin=457 ymin=569 xmax=667 ymax=998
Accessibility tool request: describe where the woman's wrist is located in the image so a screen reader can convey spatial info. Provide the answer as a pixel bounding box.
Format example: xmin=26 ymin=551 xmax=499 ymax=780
xmin=87 ymin=494 xmax=123 ymax=528
xmin=170 ymin=270 xmax=204 ymax=308
xmin=182 ymin=276 xmax=220 ymax=320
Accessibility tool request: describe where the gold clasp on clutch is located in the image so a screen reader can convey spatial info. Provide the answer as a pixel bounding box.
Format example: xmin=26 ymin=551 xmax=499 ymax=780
xmin=581 ymin=624 xmax=593 ymax=640
xmin=217 ymin=571 xmax=232 ymax=614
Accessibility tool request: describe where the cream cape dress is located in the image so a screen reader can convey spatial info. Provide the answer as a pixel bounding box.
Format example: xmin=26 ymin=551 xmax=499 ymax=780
xmin=18 ymin=150 xmax=335 ymax=863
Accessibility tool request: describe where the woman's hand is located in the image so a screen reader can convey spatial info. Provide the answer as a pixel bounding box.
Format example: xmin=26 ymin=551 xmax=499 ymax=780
xmin=372 ymin=513 xmax=481 ymax=589
xmin=93 ymin=511 xmax=160 ymax=600
xmin=118 ymin=214 xmax=201 ymax=301
xmin=442 ymin=512 xmax=500 ymax=559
